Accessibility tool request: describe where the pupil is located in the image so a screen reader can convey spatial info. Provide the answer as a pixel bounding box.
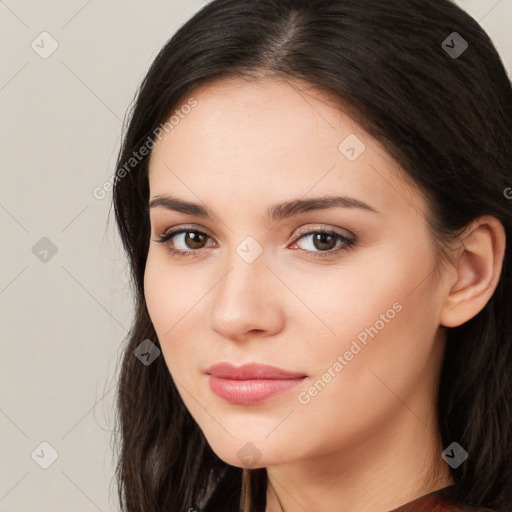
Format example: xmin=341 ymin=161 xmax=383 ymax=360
xmin=183 ymin=232 xmax=337 ymax=251
xmin=186 ymin=232 xmax=204 ymax=249
xmin=314 ymin=233 xmax=335 ymax=251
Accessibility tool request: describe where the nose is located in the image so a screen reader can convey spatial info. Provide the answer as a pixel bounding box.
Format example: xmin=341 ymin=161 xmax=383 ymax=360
xmin=209 ymin=249 xmax=285 ymax=342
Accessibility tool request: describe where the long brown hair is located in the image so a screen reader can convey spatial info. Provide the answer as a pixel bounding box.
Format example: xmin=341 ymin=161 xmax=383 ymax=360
xmin=112 ymin=1 xmax=512 ymax=510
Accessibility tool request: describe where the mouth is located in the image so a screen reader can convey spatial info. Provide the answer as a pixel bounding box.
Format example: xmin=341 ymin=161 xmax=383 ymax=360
xmin=204 ymin=362 xmax=308 ymax=405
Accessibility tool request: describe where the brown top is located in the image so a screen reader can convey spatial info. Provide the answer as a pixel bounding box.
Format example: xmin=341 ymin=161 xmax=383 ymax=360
xmin=201 ymin=474 xmax=498 ymax=512
xmin=389 ymin=485 xmax=495 ymax=512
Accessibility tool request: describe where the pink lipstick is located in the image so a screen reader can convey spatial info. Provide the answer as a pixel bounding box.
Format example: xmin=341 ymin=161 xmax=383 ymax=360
xmin=205 ymin=362 xmax=308 ymax=405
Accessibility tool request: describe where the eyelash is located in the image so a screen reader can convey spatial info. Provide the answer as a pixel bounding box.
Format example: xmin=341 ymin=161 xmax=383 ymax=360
xmin=153 ymin=225 xmax=356 ymax=260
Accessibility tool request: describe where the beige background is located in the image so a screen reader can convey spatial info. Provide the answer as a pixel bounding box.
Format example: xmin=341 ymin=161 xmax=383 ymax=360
xmin=0 ymin=1 xmax=510 ymax=510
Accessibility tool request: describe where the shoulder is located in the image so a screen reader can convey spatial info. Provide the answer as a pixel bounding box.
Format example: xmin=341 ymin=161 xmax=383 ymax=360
xmin=389 ymin=486 xmax=497 ymax=512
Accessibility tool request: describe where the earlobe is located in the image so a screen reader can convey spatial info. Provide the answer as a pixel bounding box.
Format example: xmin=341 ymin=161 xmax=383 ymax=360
xmin=440 ymin=216 xmax=506 ymax=328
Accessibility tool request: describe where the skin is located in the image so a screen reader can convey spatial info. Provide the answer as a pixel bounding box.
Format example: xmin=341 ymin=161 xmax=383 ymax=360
xmin=144 ymin=77 xmax=505 ymax=512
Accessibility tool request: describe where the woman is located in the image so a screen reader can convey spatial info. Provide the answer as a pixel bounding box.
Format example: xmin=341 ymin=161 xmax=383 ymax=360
xmin=112 ymin=0 xmax=512 ymax=510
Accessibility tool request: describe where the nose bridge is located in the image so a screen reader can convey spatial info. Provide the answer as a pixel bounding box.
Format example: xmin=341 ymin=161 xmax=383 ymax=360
xmin=216 ymin=239 xmax=269 ymax=306
xmin=210 ymin=237 xmax=282 ymax=337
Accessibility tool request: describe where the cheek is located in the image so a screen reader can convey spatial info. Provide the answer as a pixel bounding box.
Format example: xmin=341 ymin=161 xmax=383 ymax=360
xmin=144 ymin=253 xmax=173 ymax=336
xmin=143 ymin=254 xmax=176 ymax=346
xmin=283 ymin=244 xmax=430 ymax=361
xmin=143 ymin=251 xmax=207 ymax=375
xmin=144 ymin=250 xmax=199 ymax=329
xmin=294 ymin=241 xmax=439 ymax=387
xmin=285 ymin=287 xmax=441 ymax=458
xmin=300 ymin=249 xmax=440 ymax=411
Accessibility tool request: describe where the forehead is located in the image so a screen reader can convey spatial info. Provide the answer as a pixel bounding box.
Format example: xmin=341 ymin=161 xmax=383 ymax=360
xmin=148 ymin=77 xmax=424 ymax=219
xmin=152 ymin=77 xmax=356 ymax=161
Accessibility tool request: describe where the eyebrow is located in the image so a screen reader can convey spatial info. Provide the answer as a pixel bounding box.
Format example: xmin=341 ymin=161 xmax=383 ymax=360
xmin=148 ymin=194 xmax=378 ymax=222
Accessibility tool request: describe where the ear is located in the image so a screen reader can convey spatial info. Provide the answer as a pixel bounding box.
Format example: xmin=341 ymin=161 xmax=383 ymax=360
xmin=440 ymin=215 xmax=506 ymax=328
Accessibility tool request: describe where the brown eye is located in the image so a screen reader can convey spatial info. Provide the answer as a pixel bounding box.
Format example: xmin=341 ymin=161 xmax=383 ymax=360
xmin=311 ymin=232 xmax=337 ymax=251
xmin=182 ymin=231 xmax=207 ymax=249
xmin=291 ymin=227 xmax=356 ymax=260
xmin=154 ymin=228 xmax=214 ymax=255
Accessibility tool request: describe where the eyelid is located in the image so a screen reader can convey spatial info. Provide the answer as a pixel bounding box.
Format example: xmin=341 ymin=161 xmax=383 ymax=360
xmin=154 ymin=224 xmax=351 ymax=243
xmin=288 ymin=226 xmax=356 ymax=257
xmin=153 ymin=224 xmax=216 ymax=247
xmin=291 ymin=224 xmax=355 ymax=242
xmin=153 ymin=223 xmax=356 ymax=258
xmin=154 ymin=223 xmax=213 ymax=240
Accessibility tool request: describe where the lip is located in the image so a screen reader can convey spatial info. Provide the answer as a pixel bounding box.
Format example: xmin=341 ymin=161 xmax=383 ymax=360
xmin=205 ymin=363 xmax=308 ymax=405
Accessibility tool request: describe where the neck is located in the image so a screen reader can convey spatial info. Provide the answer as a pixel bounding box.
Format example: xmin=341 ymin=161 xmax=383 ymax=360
xmin=265 ymin=399 xmax=453 ymax=512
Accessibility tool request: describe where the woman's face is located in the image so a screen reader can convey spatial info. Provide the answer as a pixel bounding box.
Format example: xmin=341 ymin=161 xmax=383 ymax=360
xmin=144 ymin=78 xmax=452 ymax=469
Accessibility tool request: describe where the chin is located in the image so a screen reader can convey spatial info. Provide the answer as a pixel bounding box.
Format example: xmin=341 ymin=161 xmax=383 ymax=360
xmin=204 ymin=432 xmax=294 ymax=469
